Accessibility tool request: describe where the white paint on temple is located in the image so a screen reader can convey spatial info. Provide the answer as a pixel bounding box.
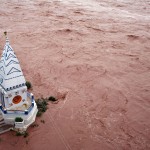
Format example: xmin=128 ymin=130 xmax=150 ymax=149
xmin=0 ymin=36 xmax=38 ymax=132
xmin=0 ymin=38 xmax=25 ymax=90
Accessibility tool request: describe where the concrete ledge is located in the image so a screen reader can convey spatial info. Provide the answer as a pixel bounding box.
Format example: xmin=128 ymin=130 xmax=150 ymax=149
xmin=0 ymin=125 xmax=13 ymax=135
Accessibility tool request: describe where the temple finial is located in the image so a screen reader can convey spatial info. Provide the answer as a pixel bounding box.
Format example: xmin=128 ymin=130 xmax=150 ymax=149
xmin=4 ymin=31 xmax=9 ymax=43
xmin=4 ymin=31 xmax=7 ymax=36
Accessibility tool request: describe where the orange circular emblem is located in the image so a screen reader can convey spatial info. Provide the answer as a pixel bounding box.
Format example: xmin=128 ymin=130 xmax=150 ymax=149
xmin=12 ymin=95 xmax=22 ymax=104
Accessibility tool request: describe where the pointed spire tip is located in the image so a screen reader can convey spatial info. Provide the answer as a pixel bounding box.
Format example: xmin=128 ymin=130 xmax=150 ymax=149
xmin=4 ymin=31 xmax=7 ymax=36
xmin=4 ymin=31 xmax=9 ymax=43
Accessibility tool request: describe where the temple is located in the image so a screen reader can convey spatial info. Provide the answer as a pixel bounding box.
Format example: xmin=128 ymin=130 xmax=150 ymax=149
xmin=0 ymin=35 xmax=38 ymax=133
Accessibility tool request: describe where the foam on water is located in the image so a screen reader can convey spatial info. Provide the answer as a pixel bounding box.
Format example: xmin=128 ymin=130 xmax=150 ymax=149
xmin=57 ymin=0 xmax=150 ymax=21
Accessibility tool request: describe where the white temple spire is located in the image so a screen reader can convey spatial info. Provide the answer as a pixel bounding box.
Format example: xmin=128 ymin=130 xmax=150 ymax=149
xmin=0 ymin=32 xmax=26 ymax=92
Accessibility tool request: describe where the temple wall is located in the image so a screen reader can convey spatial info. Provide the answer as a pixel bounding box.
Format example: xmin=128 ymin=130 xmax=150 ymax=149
xmin=4 ymin=87 xmax=28 ymax=109
xmin=2 ymin=101 xmax=38 ymax=129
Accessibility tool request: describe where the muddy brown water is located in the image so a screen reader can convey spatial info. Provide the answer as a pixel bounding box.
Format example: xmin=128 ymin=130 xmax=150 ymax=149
xmin=0 ymin=0 xmax=150 ymax=150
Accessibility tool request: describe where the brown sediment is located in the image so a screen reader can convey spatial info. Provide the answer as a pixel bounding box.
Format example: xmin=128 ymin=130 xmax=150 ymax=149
xmin=0 ymin=0 xmax=150 ymax=150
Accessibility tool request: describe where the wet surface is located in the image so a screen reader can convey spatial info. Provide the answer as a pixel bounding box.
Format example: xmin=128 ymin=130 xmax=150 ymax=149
xmin=0 ymin=0 xmax=150 ymax=150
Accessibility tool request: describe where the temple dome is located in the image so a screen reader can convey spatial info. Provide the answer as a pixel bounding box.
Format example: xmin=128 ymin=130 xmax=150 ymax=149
xmin=0 ymin=38 xmax=26 ymax=92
